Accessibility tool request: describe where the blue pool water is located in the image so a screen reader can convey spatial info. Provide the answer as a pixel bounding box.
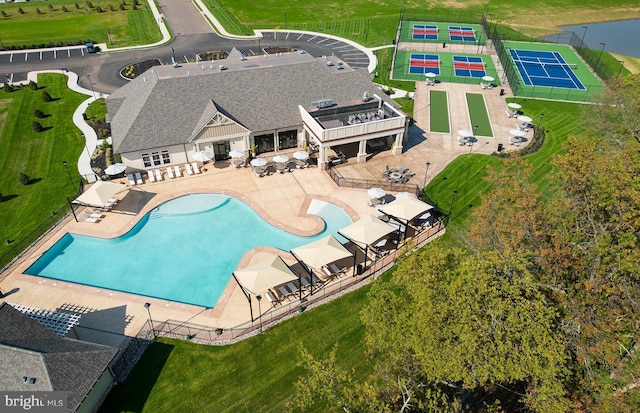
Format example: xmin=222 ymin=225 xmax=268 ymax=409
xmin=26 ymin=194 xmax=352 ymax=307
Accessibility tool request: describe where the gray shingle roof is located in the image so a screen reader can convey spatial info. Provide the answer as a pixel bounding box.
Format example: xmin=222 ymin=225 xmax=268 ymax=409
xmin=109 ymin=52 xmax=391 ymax=154
xmin=0 ymin=303 xmax=118 ymax=412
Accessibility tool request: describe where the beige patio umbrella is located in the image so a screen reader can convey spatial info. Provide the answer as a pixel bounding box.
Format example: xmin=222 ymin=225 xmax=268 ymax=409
xmin=338 ymin=214 xmax=394 ymax=246
xmin=291 ymin=235 xmax=354 ymax=289
xmin=290 ymin=235 xmax=352 ymax=269
xmin=233 ymin=255 xmax=298 ymax=321
xmin=234 ymin=255 xmax=298 ymax=295
xmin=378 ymin=195 xmax=433 ymax=222
xmin=72 ymin=181 xmax=127 ymax=208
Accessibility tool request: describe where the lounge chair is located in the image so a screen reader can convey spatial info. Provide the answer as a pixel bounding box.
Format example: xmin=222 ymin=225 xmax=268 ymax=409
xmin=185 ymin=163 xmax=193 ymax=175
xmin=107 ymin=198 xmax=118 ymax=205
xmin=276 ymin=163 xmax=286 ymax=174
xmin=155 ymin=169 xmax=163 ymax=181
xmin=191 ymin=162 xmax=200 ymax=174
xmin=135 ymin=172 xmax=143 ymax=185
xmin=84 ymin=212 xmax=104 ymax=219
xmin=286 ymin=282 xmax=300 ymax=295
xmin=299 ymin=276 xmax=311 ymax=289
xmin=148 ymin=170 xmax=156 ymax=183
xmin=174 ymin=165 xmax=182 ymax=177
xmin=128 ymin=173 xmax=136 ymax=186
xmin=321 ymin=265 xmax=339 ymax=280
xmin=83 ymin=216 xmax=99 ymax=223
xmin=265 ymin=290 xmax=280 ymax=307
xmin=276 ymin=285 xmax=293 ymax=300
xmin=329 ymin=263 xmax=346 ymax=277
xmin=167 ymin=167 xmax=175 ymax=179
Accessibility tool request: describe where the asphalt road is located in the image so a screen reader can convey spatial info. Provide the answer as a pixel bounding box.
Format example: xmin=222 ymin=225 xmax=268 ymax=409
xmin=1 ymin=31 xmax=370 ymax=94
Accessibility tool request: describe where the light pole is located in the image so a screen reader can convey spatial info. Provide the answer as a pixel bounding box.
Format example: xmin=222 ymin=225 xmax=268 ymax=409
xmin=62 ymin=161 xmax=75 ymax=193
xmin=144 ymin=303 xmax=156 ymax=338
xmin=617 ymin=60 xmax=625 ymax=77
xmin=580 ymin=26 xmax=588 ymax=46
xmin=448 ymin=190 xmax=458 ymax=222
xmin=470 ymin=125 xmax=478 ymax=153
xmin=256 ymin=295 xmax=263 ymax=332
xmin=283 ymin=12 xmax=286 ymax=29
xmin=86 ymin=75 xmax=97 ymax=100
xmin=423 ymin=162 xmax=430 ymax=188
xmin=595 ymin=42 xmax=606 ymax=72
xmin=538 ymin=113 xmax=545 ymax=130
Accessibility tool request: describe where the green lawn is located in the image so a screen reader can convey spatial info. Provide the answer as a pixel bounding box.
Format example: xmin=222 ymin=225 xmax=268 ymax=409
xmin=465 ymin=93 xmax=493 ymax=137
xmin=429 ymin=90 xmax=450 ymax=133
xmin=0 ymin=75 xmax=86 ymax=263
xmin=0 ymin=0 xmax=161 ymax=48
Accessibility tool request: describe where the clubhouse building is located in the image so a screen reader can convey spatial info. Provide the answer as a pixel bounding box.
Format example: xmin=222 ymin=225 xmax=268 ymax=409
xmin=107 ymin=49 xmax=409 ymax=170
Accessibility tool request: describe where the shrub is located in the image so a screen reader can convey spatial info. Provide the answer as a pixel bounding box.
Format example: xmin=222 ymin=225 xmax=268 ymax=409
xmin=28 ymin=80 xmax=38 ymax=90
xmin=119 ymin=3 xmax=124 ymax=10
xmin=1 ymin=10 xmax=7 ymax=17
xmin=19 ymin=173 xmax=30 ymax=186
xmin=74 ymin=2 xmax=80 ymax=8
xmin=48 ymin=3 xmax=54 ymax=11
xmin=86 ymin=1 xmax=93 ymax=7
xmin=32 ymin=121 xmax=44 ymax=132
xmin=2 ymin=83 xmax=13 ymax=93
xmin=96 ymin=5 xmax=103 ymax=12
xmin=18 ymin=7 xmax=24 ymax=14
xmin=107 ymin=4 xmax=113 ymax=11
xmin=42 ymin=91 xmax=52 ymax=102
xmin=34 ymin=109 xmax=46 ymax=119
xmin=36 ymin=7 xmax=42 ymax=14
xmin=62 ymin=5 xmax=68 ymax=12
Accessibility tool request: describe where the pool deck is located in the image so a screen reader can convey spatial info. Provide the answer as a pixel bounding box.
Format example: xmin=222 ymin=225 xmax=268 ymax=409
xmin=0 ymin=81 xmax=525 ymax=345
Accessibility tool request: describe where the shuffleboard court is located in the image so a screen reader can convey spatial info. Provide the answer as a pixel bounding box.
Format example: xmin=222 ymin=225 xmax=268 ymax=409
xmin=429 ymin=90 xmax=450 ymax=133
xmin=509 ymin=49 xmax=585 ymax=90
xmin=465 ymin=93 xmax=493 ymax=137
xmin=453 ymin=56 xmax=486 ymax=78
xmin=409 ymin=53 xmax=440 ymax=75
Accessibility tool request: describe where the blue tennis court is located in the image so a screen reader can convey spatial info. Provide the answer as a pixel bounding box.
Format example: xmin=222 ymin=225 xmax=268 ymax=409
xmin=409 ymin=53 xmax=440 ymax=75
xmin=449 ymin=26 xmax=476 ymax=42
xmin=509 ymin=49 xmax=585 ymax=90
xmin=453 ymin=56 xmax=486 ymax=77
xmin=413 ymin=24 xmax=438 ymax=40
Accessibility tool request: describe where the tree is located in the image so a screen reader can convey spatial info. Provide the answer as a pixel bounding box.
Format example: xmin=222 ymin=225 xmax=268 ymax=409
xmin=18 ymin=173 xmax=30 ymax=186
xmin=2 ymin=83 xmax=13 ymax=93
xmin=34 ymin=109 xmax=45 ymax=119
xmin=42 ymin=91 xmax=52 ymax=102
xmin=18 ymin=7 xmax=24 ymax=14
xmin=32 ymin=121 xmax=44 ymax=132
xmin=1 ymin=10 xmax=8 ymax=17
xmin=28 ymin=80 xmax=38 ymax=90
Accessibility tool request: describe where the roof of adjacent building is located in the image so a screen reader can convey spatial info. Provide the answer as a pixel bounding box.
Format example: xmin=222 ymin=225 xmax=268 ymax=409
xmin=0 ymin=303 xmax=118 ymax=412
xmin=108 ymin=50 xmax=392 ymax=154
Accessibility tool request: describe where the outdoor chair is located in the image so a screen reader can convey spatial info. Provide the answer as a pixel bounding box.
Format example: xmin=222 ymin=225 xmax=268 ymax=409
xmin=277 ymin=285 xmax=293 ymax=300
xmin=286 ymin=281 xmax=300 ymax=295
xmin=185 ymin=163 xmax=193 ymax=175
xmin=148 ymin=170 xmax=156 ymax=183
xmin=127 ymin=174 xmax=136 ymax=186
xmin=265 ymin=291 xmax=280 ymax=307
xmin=135 ymin=172 xmax=144 ymax=185
xmin=329 ymin=263 xmax=346 ymax=277
xmin=191 ymin=162 xmax=200 ymax=174
xmin=167 ymin=167 xmax=175 ymax=179
xmin=155 ymin=169 xmax=163 ymax=181
xmin=174 ymin=165 xmax=182 ymax=177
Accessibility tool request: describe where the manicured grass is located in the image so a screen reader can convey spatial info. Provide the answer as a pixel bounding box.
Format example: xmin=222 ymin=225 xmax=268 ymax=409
xmin=0 ymin=75 xmax=86 ymax=260
xmin=0 ymin=0 xmax=161 ymax=48
xmin=100 ymin=284 xmax=372 ymax=412
xmin=465 ymin=93 xmax=492 ymax=136
xmin=429 ymin=90 xmax=450 ymax=133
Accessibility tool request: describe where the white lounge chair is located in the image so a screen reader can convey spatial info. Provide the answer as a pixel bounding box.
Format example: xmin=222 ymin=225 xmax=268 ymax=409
xmin=173 ymin=165 xmax=182 ymax=177
xmin=83 ymin=216 xmax=99 ymax=223
xmin=128 ymin=173 xmax=136 ymax=186
xmin=191 ymin=162 xmax=200 ymax=174
xmin=265 ymin=291 xmax=280 ymax=307
xmin=135 ymin=172 xmax=143 ymax=185
xmin=84 ymin=212 xmax=104 ymax=219
xmin=148 ymin=170 xmax=156 ymax=183
xmin=155 ymin=169 xmax=163 ymax=181
xmin=167 ymin=167 xmax=175 ymax=179
xmin=185 ymin=163 xmax=193 ymax=175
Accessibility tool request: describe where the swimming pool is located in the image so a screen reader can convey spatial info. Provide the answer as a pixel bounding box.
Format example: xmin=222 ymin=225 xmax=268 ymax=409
xmin=25 ymin=194 xmax=352 ymax=307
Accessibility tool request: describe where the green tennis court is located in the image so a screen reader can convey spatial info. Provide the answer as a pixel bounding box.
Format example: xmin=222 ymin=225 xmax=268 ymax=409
xmin=398 ymin=21 xmax=486 ymax=46
xmin=393 ymin=50 xmax=499 ymax=86
xmin=502 ymin=41 xmax=604 ymax=101
xmin=429 ymin=90 xmax=450 ymax=133
xmin=465 ymin=93 xmax=493 ymax=137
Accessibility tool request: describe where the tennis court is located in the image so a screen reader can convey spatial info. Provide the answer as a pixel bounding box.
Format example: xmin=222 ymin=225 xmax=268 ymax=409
xmin=509 ymin=49 xmax=585 ymax=90
xmin=449 ymin=26 xmax=476 ymax=42
xmin=453 ymin=56 xmax=486 ymax=78
xmin=409 ymin=53 xmax=440 ymax=75
xmin=412 ymin=24 xmax=439 ymax=40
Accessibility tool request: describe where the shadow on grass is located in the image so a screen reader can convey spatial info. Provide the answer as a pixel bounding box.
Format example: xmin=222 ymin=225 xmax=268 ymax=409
xmin=0 ymin=194 xmax=19 ymax=203
xmin=27 ymin=178 xmax=43 ymax=185
xmin=99 ymin=341 xmax=174 ymax=413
